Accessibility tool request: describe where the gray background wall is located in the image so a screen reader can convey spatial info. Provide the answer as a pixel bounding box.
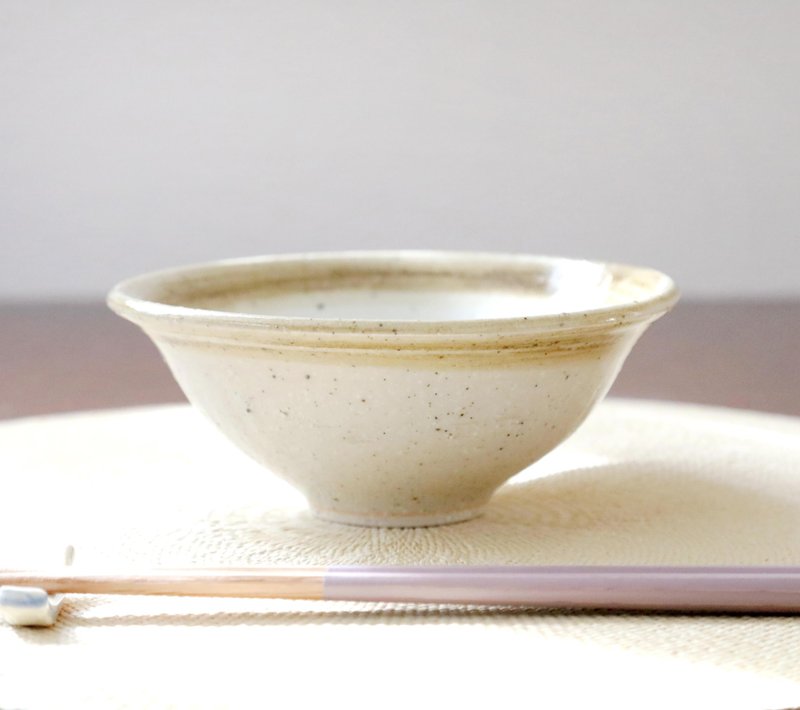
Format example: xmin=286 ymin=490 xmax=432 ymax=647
xmin=2 ymin=1 xmax=799 ymax=300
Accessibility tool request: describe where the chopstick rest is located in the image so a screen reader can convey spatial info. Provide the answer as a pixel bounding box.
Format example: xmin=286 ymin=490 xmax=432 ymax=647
xmin=0 ymin=546 xmax=74 ymax=627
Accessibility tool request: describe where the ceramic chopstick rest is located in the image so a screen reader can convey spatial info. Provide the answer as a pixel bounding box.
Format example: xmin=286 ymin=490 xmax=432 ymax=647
xmin=0 ymin=546 xmax=73 ymax=627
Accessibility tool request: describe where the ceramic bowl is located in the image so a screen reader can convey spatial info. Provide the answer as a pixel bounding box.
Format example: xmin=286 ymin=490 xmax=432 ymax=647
xmin=108 ymin=251 xmax=678 ymax=527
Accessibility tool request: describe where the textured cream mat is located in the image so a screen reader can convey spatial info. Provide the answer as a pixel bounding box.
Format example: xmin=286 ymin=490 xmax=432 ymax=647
xmin=1 ymin=399 xmax=799 ymax=709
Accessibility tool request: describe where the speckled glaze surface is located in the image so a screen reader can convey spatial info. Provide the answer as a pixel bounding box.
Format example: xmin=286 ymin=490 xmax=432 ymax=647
xmin=108 ymin=251 xmax=678 ymax=526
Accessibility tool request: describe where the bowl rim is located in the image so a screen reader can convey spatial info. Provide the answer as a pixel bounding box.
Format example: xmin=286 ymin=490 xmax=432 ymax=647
xmin=107 ymin=250 xmax=679 ymax=347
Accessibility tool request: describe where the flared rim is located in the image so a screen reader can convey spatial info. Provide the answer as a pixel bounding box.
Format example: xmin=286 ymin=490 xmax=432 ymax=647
xmin=107 ymin=251 xmax=679 ymax=348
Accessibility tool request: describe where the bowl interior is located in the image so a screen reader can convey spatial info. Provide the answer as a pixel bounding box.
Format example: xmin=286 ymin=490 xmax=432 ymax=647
xmin=127 ymin=252 xmax=674 ymax=323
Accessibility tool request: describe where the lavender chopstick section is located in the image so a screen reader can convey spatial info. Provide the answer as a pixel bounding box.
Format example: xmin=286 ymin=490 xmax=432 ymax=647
xmin=324 ymin=566 xmax=800 ymax=612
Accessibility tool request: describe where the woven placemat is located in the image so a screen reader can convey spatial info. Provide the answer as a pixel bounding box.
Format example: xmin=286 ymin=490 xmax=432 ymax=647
xmin=1 ymin=399 xmax=799 ymax=709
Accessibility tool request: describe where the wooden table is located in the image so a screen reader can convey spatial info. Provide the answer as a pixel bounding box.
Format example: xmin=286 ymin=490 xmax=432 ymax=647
xmin=1 ymin=301 xmax=798 ymax=420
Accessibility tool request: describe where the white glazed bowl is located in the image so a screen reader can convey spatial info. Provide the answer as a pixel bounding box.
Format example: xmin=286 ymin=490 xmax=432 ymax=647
xmin=108 ymin=251 xmax=678 ymax=527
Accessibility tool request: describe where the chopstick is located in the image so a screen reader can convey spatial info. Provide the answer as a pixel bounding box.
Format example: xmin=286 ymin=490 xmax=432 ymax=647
xmin=2 ymin=565 xmax=800 ymax=612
